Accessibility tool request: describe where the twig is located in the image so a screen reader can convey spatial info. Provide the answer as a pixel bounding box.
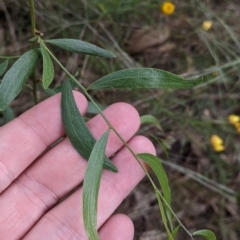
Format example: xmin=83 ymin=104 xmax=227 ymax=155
xmin=28 ymin=0 xmax=38 ymax=104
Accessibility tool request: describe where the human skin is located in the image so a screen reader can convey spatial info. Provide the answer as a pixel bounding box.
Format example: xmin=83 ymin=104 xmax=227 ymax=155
xmin=0 ymin=92 xmax=156 ymax=240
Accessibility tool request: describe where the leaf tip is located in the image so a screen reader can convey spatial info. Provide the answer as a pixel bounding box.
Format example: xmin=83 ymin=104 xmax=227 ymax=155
xmin=42 ymin=83 xmax=49 ymax=89
xmin=109 ymin=52 xmax=116 ymax=58
xmin=0 ymin=105 xmax=6 ymax=111
xmin=111 ymin=166 xmax=118 ymax=173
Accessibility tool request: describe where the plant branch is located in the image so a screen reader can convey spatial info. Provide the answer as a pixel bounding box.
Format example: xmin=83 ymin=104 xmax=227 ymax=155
xmin=41 ymin=40 xmax=194 ymax=238
xmin=29 ymin=0 xmax=36 ymax=36
xmin=28 ymin=0 xmax=38 ymax=104
xmin=43 ymin=41 xmax=148 ymax=173
xmin=156 ymin=191 xmax=174 ymax=240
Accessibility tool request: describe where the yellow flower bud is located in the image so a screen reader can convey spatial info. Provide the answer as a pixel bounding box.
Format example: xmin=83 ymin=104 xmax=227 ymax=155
xmin=210 ymin=134 xmax=223 ymax=145
xmin=202 ymin=20 xmax=213 ymax=31
xmin=160 ymin=2 xmax=175 ymax=15
xmin=235 ymin=125 xmax=240 ymax=134
xmin=228 ymin=114 xmax=240 ymax=125
xmin=214 ymin=144 xmax=225 ymax=152
xmin=210 ymin=135 xmax=224 ymax=152
xmin=234 ymin=122 xmax=240 ymax=128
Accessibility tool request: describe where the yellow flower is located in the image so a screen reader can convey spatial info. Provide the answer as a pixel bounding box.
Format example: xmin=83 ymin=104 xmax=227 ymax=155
xmin=210 ymin=134 xmax=225 ymax=152
xmin=234 ymin=122 xmax=240 ymax=128
xmin=213 ymin=144 xmax=225 ymax=152
xmin=160 ymin=2 xmax=175 ymax=15
xmin=228 ymin=114 xmax=240 ymax=125
xmin=202 ymin=20 xmax=213 ymax=31
xmin=236 ymin=125 xmax=240 ymax=133
xmin=232 ymin=122 xmax=240 ymax=133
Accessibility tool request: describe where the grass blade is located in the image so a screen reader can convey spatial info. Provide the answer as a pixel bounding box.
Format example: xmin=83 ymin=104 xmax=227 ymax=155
xmin=0 ymin=49 xmax=40 ymax=111
xmin=46 ymin=39 xmax=116 ymax=58
xmin=40 ymin=41 xmax=55 ymax=89
xmin=88 ymin=68 xmax=214 ymax=90
xmin=83 ymin=130 xmax=110 ymax=240
xmin=0 ymin=59 xmax=8 ymax=76
xmin=61 ymin=80 xmax=117 ymax=172
xmin=193 ymin=229 xmax=217 ymax=240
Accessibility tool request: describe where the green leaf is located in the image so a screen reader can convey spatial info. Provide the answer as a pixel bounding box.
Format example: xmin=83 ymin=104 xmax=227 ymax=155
xmin=61 ymin=80 xmax=117 ymax=172
xmin=41 ymin=86 xmax=56 ymax=97
xmin=0 ymin=49 xmax=40 ymax=111
xmin=140 ymin=114 xmax=162 ymax=131
xmin=40 ymin=41 xmax=55 ymax=89
xmin=46 ymin=39 xmax=116 ymax=58
xmin=2 ymin=106 xmax=15 ymax=124
xmin=167 ymin=226 xmax=180 ymax=240
xmin=137 ymin=153 xmax=172 ymax=227
xmin=83 ymin=130 xmax=110 ymax=240
xmin=0 ymin=59 xmax=8 ymax=76
xmin=88 ymin=68 xmax=214 ymax=90
xmin=0 ymin=106 xmax=15 ymax=126
xmin=193 ymin=229 xmax=217 ymax=240
xmin=87 ymin=102 xmax=106 ymax=115
xmin=155 ymin=191 xmax=173 ymax=240
xmin=137 ymin=153 xmax=171 ymax=205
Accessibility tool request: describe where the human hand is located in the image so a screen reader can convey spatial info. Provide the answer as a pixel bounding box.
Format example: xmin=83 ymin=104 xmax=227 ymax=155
xmin=0 ymin=92 xmax=155 ymax=240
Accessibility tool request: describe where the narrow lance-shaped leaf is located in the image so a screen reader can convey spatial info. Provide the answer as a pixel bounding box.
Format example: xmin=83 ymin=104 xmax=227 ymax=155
xmin=88 ymin=68 xmax=215 ymax=90
xmin=87 ymin=102 xmax=106 ymax=115
xmin=61 ymin=80 xmax=117 ymax=172
xmin=138 ymin=153 xmax=171 ymax=206
xmin=137 ymin=153 xmax=172 ymax=228
xmin=192 ymin=229 xmax=217 ymax=240
xmin=46 ymin=39 xmax=116 ymax=58
xmin=2 ymin=106 xmax=15 ymax=124
xmin=0 ymin=59 xmax=9 ymax=76
xmin=40 ymin=41 xmax=55 ymax=89
xmin=0 ymin=49 xmax=40 ymax=111
xmin=83 ymin=130 xmax=110 ymax=240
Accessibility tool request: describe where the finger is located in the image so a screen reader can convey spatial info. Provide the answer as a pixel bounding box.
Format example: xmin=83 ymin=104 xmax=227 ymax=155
xmin=23 ymin=136 xmax=156 ymax=240
xmin=99 ymin=214 xmax=134 ymax=240
xmin=0 ymin=92 xmax=87 ymax=193
xmin=0 ymin=103 xmax=140 ymax=240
